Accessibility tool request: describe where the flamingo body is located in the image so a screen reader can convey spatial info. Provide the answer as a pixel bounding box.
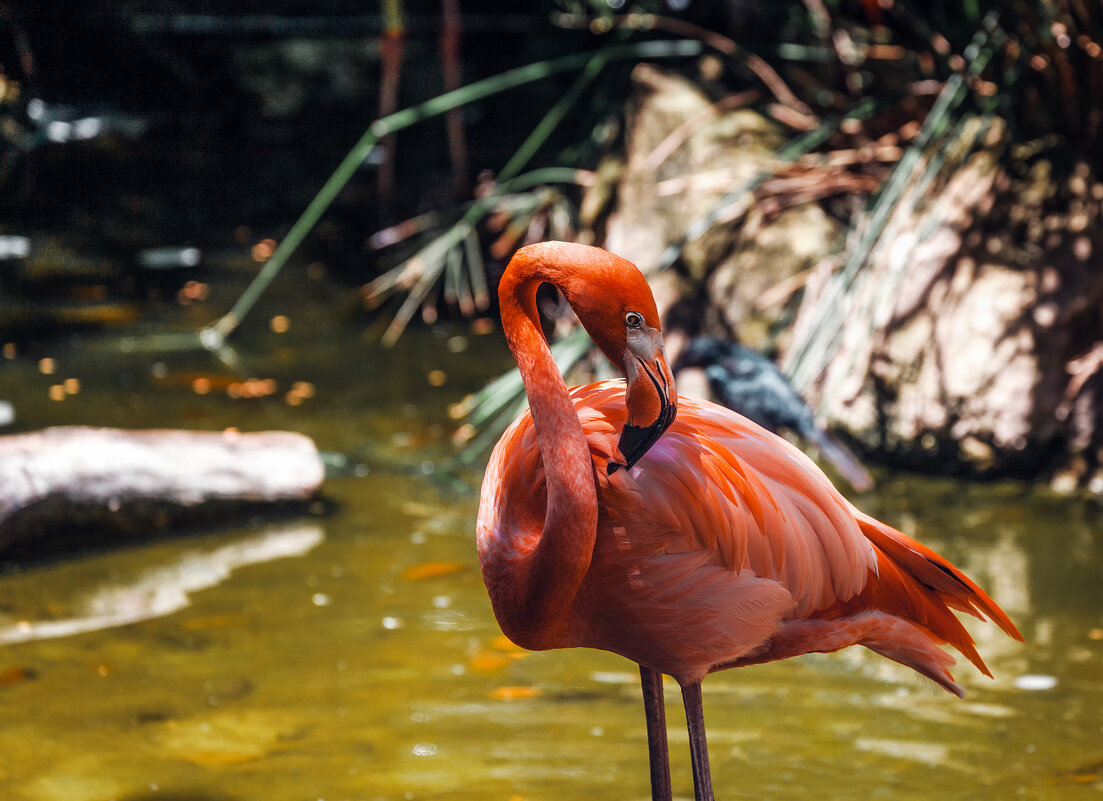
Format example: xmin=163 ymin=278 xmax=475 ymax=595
xmin=476 ymin=241 xmax=1020 ymax=800
xmin=478 ymin=381 xmax=1016 ymax=692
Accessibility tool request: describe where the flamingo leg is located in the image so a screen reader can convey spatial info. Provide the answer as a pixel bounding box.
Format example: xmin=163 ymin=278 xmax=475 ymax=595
xmin=681 ymin=681 xmax=715 ymax=801
xmin=639 ymin=665 xmax=672 ymax=801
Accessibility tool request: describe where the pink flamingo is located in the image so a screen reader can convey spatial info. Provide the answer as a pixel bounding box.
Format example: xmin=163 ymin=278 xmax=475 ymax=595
xmin=477 ymin=241 xmax=1022 ymax=801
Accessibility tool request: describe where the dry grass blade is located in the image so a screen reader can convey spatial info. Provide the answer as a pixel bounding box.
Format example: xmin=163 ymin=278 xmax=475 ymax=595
xmin=644 ymin=89 xmax=760 ymax=171
xmin=442 ymin=244 xmax=459 ymax=307
xmin=556 ymin=12 xmax=813 ymax=118
xmin=783 ymin=14 xmax=1004 ymax=392
xmin=419 ymin=266 xmax=444 ymax=325
xmin=465 ymin=229 xmax=490 ymax=312
xmin=657 ymin=97 xmax=876 ymax=272
xmin=368 ymin=211 xmax=441 ymax=250
xmin=365 ymin=169 xmax=591 ymax=345
xmin=449 ymin=243 xmax=476 ymax=317
xmin=378 ymin=223 xmax=470 ymax=345
xmin=365 ymin=223 xmax=467 ymax=306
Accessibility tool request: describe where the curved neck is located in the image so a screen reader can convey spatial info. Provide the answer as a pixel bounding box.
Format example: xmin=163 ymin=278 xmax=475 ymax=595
xmin=497 ymin=259 xmax=599 ymax=644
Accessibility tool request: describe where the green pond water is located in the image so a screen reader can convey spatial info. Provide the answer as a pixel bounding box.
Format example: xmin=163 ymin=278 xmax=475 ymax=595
xmin=0 ymin=262 xmax=1100 ymax=801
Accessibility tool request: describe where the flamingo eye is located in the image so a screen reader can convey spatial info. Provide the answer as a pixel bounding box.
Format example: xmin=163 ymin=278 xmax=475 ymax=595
xmin=625 ymin=311 xmax=644 ymax=328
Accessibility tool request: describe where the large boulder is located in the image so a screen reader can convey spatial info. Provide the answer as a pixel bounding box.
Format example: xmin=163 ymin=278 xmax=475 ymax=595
xmin=598 ymin=65 xmax=836 ymax=349
xmin=588 ymin=66 xmax=1103 ymax=487
xmin=799 ymin=151 xmax=1103 ymax=482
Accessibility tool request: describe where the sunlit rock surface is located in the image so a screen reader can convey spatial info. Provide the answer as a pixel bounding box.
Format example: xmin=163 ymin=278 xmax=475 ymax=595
xmin=800 ymin=151 xmax=1103 ymax=481
xmin=597 ymin=65 xmax=829 ymax=351
xmin=591 ymin=66 xmax=1103 ymax=484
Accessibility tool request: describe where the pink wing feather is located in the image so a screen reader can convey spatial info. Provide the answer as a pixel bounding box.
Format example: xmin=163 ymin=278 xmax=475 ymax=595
xmin=478 ymin=380 xmax=1021 ymax=690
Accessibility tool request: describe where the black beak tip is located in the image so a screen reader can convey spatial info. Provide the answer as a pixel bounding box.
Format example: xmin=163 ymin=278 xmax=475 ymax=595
xmin=615 ymin=423 xmax=657 ymax=473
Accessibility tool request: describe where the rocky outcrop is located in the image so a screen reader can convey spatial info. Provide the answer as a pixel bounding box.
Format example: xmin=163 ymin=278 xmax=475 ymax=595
xmin=597 ymin=65 xmax=838 ymax=351
xmin=798 ymin=152 xmax=1103 ymax=484
xmin=589 ymin=65 xmax=1103 ymax=489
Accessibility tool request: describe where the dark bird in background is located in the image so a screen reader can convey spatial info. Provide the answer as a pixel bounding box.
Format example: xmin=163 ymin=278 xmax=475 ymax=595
xmin=673 ymin=337 xmax=874 ymax=492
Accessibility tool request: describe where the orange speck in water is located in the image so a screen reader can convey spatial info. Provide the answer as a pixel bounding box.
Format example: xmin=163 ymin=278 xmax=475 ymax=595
xmin=490 ymin=686 xmax=541 ymax=701
xmin=0 ymin=666 xmax=35 ymax=686
xmin=252 ymin=238 xmax=277 ymax=261
xmin=38 ymin=357 xmax=56 ymax=375
xmin=192 ymin=377 xmax=212 ymax=395
xmin=177 ymin=281 xmax=209 ymax=305
xmin=2 ymin=343 xmax=15 ymax=359
xmin=269 ymin=315 xmax=290 ymax=333
xmin=427 ymin=369 xmax=447 ymax=387
xmin=292 ymin=381 xmax=315 ymax=397
xmin=227 ymin=378 xmax=278 ymax=399
xmin=63 ymin=377 xmax=80 ymax=394
xmin=48 ymin=384 xmax=66 ymax=401
xmin=469 ymin=652 xmax=511 ymax=673
xmin=471 ymin=318 xmax=495 ymax=335
xmin=492 ymin=635 xmax=527 ymax=653
xmin=401 ymin=561 xmax=468 ymax=581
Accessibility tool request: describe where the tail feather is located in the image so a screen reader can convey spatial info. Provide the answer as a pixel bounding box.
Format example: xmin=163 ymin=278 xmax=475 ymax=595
xmin=712 ymin=612 xmax=967 ymax=696
xmin=719 ymin=510 xmax=1021 ymax=695
xmin=865 ymin=549 xmax=993 ymax=677
xmin=857 ymin=514 xmax=1023 ymax=642
xmin=806 ymin=510 xmax=1022 ymax=688
xmin=860 ymin=615 xmax=966 ymax=697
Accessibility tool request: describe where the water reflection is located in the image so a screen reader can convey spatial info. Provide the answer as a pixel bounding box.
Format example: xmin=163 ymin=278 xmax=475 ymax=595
xmin=0 ymin=472 xmax=1097 ymax=801
xmin=0 ymin=524 xmax=323 ymax=646
xmin=0 ymin=318 xmax=1099 ymax=800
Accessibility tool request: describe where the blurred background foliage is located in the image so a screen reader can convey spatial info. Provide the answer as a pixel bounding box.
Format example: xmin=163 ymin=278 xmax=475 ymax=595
xmin=1 ymin=0 xmax=1101 ymax=488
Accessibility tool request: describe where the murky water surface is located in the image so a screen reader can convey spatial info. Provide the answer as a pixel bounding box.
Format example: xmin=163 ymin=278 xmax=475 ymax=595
xmin=0 ymin=269 xmax=1100 ymax=801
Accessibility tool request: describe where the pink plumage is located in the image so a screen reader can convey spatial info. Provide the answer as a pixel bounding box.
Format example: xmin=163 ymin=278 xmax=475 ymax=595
xmin=479 ymin=384 xmax=1018 ymax=692
xmin=476 ymin=241 xmax=1021 ymax=801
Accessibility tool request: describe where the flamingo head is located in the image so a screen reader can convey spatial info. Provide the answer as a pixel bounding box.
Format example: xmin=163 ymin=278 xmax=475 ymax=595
xmin=609 ymin=307 xmax=678 ymax=474
xmin=551 ymin=244 xmax=678 ymax=474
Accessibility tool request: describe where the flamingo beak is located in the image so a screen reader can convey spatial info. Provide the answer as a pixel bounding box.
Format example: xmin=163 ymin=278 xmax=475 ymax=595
xmin=609 ymin=329 xmax=677 ymax=474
